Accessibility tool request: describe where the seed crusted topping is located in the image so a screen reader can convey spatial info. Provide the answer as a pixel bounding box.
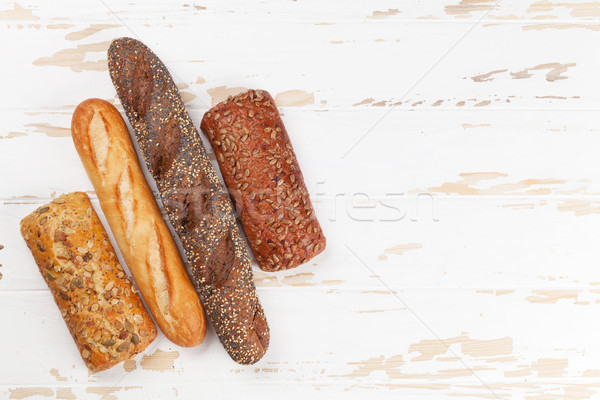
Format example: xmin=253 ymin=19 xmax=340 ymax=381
xmin=19 ymin=192 xmax=157 ymax=372
xmin=200 ymin=89 xmax=326 ymax=272
xmin=108 ymin=38 xmax=269 ymax=365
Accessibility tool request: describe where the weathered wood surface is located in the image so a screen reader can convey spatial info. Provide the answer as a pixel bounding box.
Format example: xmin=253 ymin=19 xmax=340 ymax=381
xmin=2 ymin=1 xmax=600 ymax=399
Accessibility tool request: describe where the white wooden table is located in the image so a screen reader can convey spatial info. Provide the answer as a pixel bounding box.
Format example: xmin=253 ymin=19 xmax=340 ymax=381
xmin=2 ymin=1 xmax=600 ymax=399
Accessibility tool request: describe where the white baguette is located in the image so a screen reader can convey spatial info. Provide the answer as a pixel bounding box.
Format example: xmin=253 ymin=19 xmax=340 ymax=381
xmin=71 ymin=98 xmax=206 ymax=347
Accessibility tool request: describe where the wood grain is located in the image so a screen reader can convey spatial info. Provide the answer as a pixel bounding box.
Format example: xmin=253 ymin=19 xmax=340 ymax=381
xmin=2 ymin=0 xmax=600 ymax=398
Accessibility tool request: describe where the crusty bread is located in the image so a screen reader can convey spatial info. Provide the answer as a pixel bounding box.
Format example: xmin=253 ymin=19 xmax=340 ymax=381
xmin=108 ymin=37 xmax=269 ymax=364
xmin=200 ymin=89 xmax=326 ymax=271
xmin=71 ymin=99 xmax=206 ymax=348
xmin=20 ymin=192 xmax=157 ymax=372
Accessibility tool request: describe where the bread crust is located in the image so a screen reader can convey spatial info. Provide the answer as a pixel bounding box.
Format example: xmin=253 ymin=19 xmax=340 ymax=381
xmin=20 ymin=192 xmax=157 ymax=372
xmin=108 ymin=37 xmax=269 ymax=364
xmin=200 ymin=89 xmax=326 ymax=271
xmin=71 ymin=98 xmax=206 ymax=348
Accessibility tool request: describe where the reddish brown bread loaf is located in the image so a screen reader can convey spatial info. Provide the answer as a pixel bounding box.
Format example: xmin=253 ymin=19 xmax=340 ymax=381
xmin=108 ymin=37 xmax=269 ymax=364
xmin=20 ymin=192 xmax=157 ymax=372
xmin=200 ymin=90 xmax=326 ymax=272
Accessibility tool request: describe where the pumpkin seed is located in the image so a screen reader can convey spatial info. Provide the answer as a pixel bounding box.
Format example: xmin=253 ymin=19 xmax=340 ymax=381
xmin=131 ymin=334 xmax=139 ymax=345
xmin=117 ymin=342 xmax=130 ymax=352
xmin=125 ymin=319 xmax=134 ymax=332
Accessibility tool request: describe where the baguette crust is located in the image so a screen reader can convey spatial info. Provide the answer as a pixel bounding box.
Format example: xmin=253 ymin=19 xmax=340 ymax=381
xmin=20 ymin=192 xmax=157 ymax=372
xmin=108 ymin=37 xmax=269 ymax=364
xmin=200 ymin=90 xmax=326 ymax=271
xmin=71 ymin=99 xmax=206 ymax=348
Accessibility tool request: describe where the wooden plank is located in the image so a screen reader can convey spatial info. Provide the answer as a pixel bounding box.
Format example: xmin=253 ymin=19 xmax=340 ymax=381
xmin=4 ymin=0 xmax=600 ymax=22
xmin=2 ymin=288 xmax=600 ymax=398
xmin=1 ymin=110 xmax=600 ymax=199
xmin=4 ymin=196 xmax=600 ymax=291
xmin=0 ymin=16 xmax=597 ymax=111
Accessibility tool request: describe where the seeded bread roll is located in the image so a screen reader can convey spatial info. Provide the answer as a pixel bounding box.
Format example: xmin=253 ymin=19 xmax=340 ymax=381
xmin=19 ymin=192 xmax=157 ymax=372
xmin=71 ymin=98 xmax=206 ymax=348
xmin=108 ymin=37 xmax=269 ymax=365
xmin=200 ymin=90 xmax=326 ymax=271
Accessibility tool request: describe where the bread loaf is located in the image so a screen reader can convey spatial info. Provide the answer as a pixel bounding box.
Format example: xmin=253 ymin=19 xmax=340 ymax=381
xmin=200 ymin=90 xmax=326 ymax=271
xmin=71 ymin=98 xmax=206 ymax=348
xmin=108 ymin=37 xmax=269 ymax=364
xmin=20 ymin=192 xmax=157 ymax=372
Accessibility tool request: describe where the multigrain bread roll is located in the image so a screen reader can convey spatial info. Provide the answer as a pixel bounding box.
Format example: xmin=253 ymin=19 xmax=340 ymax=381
xmin=200 ymin=90 xmax=326 ymax=271
xmin=71 ymin=99 xmax=206 ymax=348
xmin=108 ymin=37 xmax=269 ymax=365
xmin=20 ymin=192 xmax=157 ymax=372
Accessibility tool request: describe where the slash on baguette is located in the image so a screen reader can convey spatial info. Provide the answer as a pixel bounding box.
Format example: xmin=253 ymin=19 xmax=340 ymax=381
xmin=71 ymin=98 xmax=206 ymax=348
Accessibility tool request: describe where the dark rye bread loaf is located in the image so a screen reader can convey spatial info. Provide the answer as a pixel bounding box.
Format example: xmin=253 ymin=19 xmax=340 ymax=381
xmin=200 ymin=90 xmax=326 ymax=272
xmin=107 ymin=37 xmax=269 ymax=365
